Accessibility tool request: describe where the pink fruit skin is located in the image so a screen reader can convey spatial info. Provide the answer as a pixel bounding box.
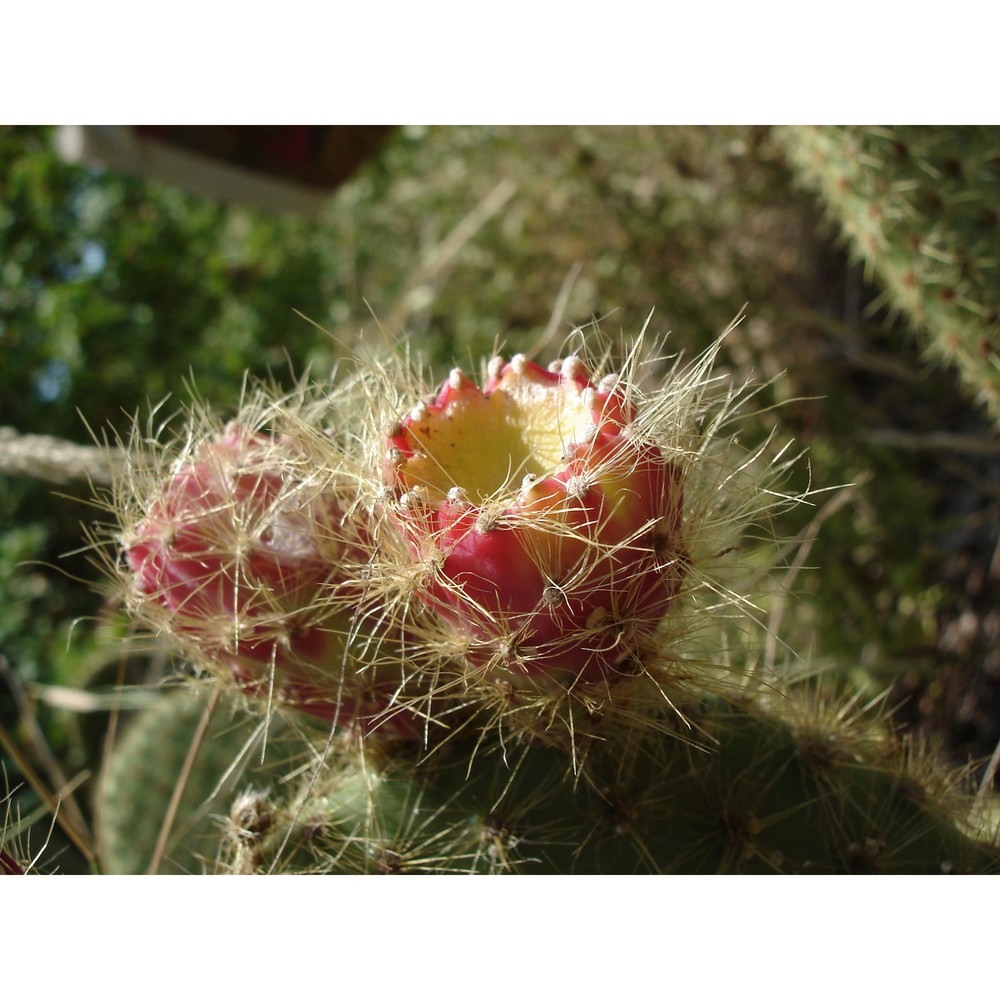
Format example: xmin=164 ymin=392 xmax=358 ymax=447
xmin=386 ymin=359 xmax=686 ymax=684
xmin=0 ymin=849 xmax=24 ymax=875
xmin=125 ymin=424 xmax=341 ymax=642
xmin=125 ymin=424 xmax=416 ymax=731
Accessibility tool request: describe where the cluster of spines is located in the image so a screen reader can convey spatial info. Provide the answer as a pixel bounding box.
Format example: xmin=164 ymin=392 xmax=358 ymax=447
xmin=107 ymin=333 xmax=792 ymax=753
xmin=381 ymin=349 xmax=686 ymax=682
xmin=362 ymin=332 xmax=808 ymax=754
xmin=103 ymin=380 xmax=434 ymax=736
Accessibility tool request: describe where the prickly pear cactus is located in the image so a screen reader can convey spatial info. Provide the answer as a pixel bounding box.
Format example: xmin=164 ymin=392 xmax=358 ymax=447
xmin=776 ymin=126 xmax=1000 ymax=420
xmin=94 ymin=330 xmax=1000 ymax=874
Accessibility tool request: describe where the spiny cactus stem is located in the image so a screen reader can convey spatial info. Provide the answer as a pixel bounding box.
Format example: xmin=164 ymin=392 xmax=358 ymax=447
xmin=146 ymin=686 xmax=221 ymax=875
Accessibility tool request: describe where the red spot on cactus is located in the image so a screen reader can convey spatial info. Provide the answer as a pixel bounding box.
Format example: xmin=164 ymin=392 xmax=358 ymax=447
xmin=0 ymin=849 xmax=25 ymax=875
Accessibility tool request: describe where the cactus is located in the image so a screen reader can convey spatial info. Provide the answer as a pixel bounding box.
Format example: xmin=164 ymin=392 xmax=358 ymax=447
xmin=382 ymin=350 xmax=686 ymax=686
xmin=98 ymin=685 xmax=273 ymax=874
xmin=776 ymin=126 xmax=1000 ymax=420
xmin=94 ymin=331 xmax=1000 ymax=874
xmin=114 ymin=394 xmax=424 ymax=736
xmin=200 ymin=689 xmax=1000 ymax=875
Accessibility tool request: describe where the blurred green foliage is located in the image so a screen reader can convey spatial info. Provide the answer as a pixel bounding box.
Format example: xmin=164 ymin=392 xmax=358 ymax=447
xmin=1 ymin=127 xmax=342 ymax=681
xmin=1 ymin=125 xmax=352 ymax=868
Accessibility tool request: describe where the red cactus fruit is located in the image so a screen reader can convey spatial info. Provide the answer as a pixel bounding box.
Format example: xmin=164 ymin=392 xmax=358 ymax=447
xmin=123 ymin=421 xmax=411 ymax=732
xmin=0 ymin=848 xmax=25 ymax=875
xmin=384 ymin=354 xmax=687 ymax=686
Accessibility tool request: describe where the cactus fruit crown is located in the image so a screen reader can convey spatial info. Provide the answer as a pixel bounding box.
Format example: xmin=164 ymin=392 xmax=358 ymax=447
xmin=387 ymin=353 xmax=627 ymax=505
xmin=382 ymin=351 xmax=687 ymax=687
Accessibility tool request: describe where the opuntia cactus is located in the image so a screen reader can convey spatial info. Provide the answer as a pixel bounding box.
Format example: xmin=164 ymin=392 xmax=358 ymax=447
xmin=97 ymin=332 xmax=1000 ymax=875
